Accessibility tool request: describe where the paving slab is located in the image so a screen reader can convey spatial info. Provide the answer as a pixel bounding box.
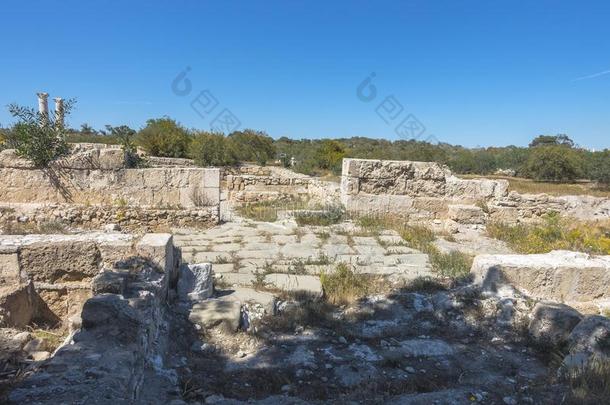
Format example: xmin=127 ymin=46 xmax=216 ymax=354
xmin=280 ymin=244 xmax=320 ymax=259
xmin=322 ymin=244 xmax=356 ymax=257
xmin=353 ymin=244 xmax=386 ymax=256
xmin=216 ymin=272 xmax=255 ymax=286
xmin=189 ymin=298 xmax=242 ymax=332
xmin=211 ymin=243 xmax=241 ymax=252
xmin=264 ymin=273 xmax=323 ymax=296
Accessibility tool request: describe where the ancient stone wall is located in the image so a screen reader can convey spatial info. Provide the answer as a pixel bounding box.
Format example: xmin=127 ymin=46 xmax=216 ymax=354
xmin=0 ymin=149 xmax=221 ymax=212
xmin=341 ymin=158 xmax=610 ymax=223
xmin=8 ymin=233 xmax=181 ymax=403
xmin=0 ymin=233 xmax=136 ymax=327
xmin=0 ymin=203 xmax=219 ymax=232
xmin=226 ymin=165 xmax=340 ymax=205
xmin=340 ymin=158 xmax=507 ymax=221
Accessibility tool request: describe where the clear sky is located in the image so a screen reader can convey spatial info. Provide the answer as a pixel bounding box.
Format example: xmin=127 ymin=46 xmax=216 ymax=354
xmin=1 ymin=0 xmax=609 ymax=149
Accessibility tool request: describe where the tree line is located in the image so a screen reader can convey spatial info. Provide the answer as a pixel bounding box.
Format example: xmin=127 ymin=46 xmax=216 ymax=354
xmin=1 ymin=115 xmax=608 ymax=186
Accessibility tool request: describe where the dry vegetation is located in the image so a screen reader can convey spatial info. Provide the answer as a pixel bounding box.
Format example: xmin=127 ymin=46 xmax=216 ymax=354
xmin=460 ymin=174 xmax=610 ymax=198
xmin=487 ymin=214 xmax=610 ymax=255
xmin=356 ymin=214 xmax=473 ymax=280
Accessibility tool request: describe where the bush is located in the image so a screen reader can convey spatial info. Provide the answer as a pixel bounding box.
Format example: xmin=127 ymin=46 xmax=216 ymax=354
xmin=5 ymin=102 xmax=73 ymax=167
xmin=227 ymin=129 xmax=275 ymax=165
xmin=313 ymin=139 xmax=345 ymax=174
xmin=189 ymin=131 xmax=237 ymax=166
xmin=523 ymin=145 xmax=583 ymax=182
xmin=137 ymin=118 xmax=191 ymax=158
xmin=589 ymin=150 xmax=610 ymax=187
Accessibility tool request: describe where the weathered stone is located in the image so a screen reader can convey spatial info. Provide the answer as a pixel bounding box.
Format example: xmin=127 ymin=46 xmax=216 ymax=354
xmin=91 ymin=271 xmax=127 ymax=295
xmin=18 ymin=241 xmax=101 ymax=283
xmin=189 ymin=298 xmax=242 ymax=332
xmin=0 ymin=282 xmax=39 ymax=327
xmin=81 ymin=294 xmax=142 ymax=341
xmin=447 ymin=204 xmax=486 ymax=224
xmin=528 ymin=302 xmax=583 ymax=347
xmin=264 ymin=273 xmax=323 ymax=297
xmin=471 ymin=250 xmax=610 ymax=304
xmin=563 ymin=315 xmax=610 ymax=368
xmin=177 ymin=263 xmax=213 ymax=301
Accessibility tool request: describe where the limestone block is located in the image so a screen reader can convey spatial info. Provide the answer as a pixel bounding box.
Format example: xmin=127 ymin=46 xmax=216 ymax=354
xmin=0 ymin=281 xmax=38 ymax=327
xmin=447 ymin=204 xmax=486 ymax=224
xmin=471 ymin=250 xmax=610 ymax=303
xmin=189 ymin=298 xmax=242 ymax=332
xmin=136 ymin=233 xmax=175 ymax=278
xmin=0 ymin=252 xmax=20 ymax=283
xmin=203 ymin=168 xmax=221 ymax=188
xmin=18 ymin=241 xmax=101 ymax=283
xmin=528 ymin=302 xmax=583 ymax=347
xmin=563 ymin=315 xmax=610 ymax=368
xmin=98 ymin=148 xmax=126 ymax=170
xmin=177 ymin=263 xmax=213 ymax=301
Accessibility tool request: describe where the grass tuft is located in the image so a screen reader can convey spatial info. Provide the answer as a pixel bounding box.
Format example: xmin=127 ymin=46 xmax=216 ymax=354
xmin=320 ymin=263 xmax=369 ymax=305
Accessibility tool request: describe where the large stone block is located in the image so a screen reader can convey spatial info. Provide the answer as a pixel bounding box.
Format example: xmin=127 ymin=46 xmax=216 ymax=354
xmin=447 ymin=204 xmax=486 ymax=224
xmin=528 ymin=302 xmax=583 ymax=348
xmin=135 ymin=233 xmax=175 ymax=276
xmin=18 ymin=241 xmax=101 ymax=283
xmin=471 ymin=250 xmax=610 ymax=303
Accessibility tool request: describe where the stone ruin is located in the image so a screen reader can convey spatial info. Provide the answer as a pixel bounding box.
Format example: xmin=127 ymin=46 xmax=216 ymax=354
xmin=0 ymin=151 xmax=609 ymax=403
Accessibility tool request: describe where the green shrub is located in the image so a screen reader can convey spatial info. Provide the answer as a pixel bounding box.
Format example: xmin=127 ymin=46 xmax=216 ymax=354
xmin=137 ymin=117 xmax=191 ymax=158
xmin=522 ymin=145 xmax=583 ymax=182
xmin=5 ymin=102 xmax=74 ymax=167
xmin=189 ymin=131 xmax=237 ymax=166
xmin=227 ymin=129 xmax=275 ymax=166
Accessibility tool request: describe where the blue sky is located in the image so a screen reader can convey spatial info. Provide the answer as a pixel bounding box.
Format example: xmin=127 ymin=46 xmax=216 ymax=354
xmin=1 ymin=0 xmax=609 ymax=149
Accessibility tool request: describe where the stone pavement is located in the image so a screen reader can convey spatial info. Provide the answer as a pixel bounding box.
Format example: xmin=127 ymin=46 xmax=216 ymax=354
xmin=172 ymin=218 xmax=433 ymax=295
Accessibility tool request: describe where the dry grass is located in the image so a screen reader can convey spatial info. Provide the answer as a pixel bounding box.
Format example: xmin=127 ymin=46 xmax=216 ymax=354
xmin=459 ymin=174 xmax=610 ymax=198
xmin=564 ymin=357 xmax=610 ymax=404
xmin=355 ymin=214 xmax=472 ymax=280
xmin=487 ymin=214 xmax=610 ymax=255
xmin=235 ymin=197 xmax=310 ymax=222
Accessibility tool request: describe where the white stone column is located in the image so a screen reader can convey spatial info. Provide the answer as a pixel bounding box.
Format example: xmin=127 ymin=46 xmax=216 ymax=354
xmin=54 ymin=97 xmax=65 ymax=130
xmin=37 ymin=92 xmax=49 ymax=125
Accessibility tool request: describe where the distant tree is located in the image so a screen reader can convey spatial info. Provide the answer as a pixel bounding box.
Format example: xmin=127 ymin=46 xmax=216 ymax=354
xmin=227 ymin=129 xmax=275 ymax=166
xmin=529 ymin=134 xmax=574 ymax=148
xmin=523 ymin=145 xmax=583 ymax=182
xmin=589 ymin=150 xmax=610 ymax=187
xmin=80 ymin=123 xmax=98 ymax=135
xmin=137 ymin=117 xmax=191 ymax=158
xmin=189 ymin=131 xmax=237 ymax=166
xmin=5 ymin=100 xmax=75 ymax=167
xmin=313 ymin=139 xmax=346 ymax=173
xmin=106 ymin=125 xmax=139 ymax=167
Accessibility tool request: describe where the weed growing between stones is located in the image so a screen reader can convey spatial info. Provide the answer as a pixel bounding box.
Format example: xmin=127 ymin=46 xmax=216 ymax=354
xmin=354 ymin=213 xmax=473 ymax=280
xmin=564 ymin=357 xmax=610 ymax=404
xmin=487 ymin=213 xmax=610 ymax=255
xmin=320 ymin=263 xmax=369 ymax=305
xmin=293 ymin=204 xmax=345 ymax=226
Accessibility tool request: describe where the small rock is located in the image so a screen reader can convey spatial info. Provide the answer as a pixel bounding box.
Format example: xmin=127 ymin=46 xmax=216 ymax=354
xmin=103 ymin=223 xmax=121 ymax=232
xmin=338 ymin=336 xmax=347 ymax=344
xmin=29 ymin=351 xmax=51 ymax=361
xmin=503 ymin=396 xmax=517 ymax=405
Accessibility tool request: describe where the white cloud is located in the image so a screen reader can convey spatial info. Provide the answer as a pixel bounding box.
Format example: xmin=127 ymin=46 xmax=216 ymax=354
xmin=572 ymin=69 xmax=610 ymax=81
